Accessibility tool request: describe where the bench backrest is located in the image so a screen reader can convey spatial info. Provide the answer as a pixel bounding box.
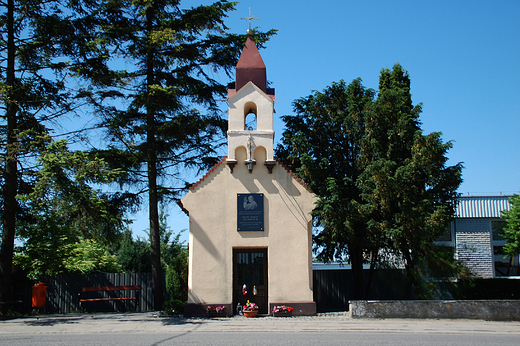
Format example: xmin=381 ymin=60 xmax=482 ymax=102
xmin=82 ymin=285 xmax=141 ymax=292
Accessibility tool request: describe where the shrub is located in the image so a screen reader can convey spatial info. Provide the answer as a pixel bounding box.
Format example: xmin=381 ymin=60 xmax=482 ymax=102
xmin=163 ymin=299 xmax=185 ymax=315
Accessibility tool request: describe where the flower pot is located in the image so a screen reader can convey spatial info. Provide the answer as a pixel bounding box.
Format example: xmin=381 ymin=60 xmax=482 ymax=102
xmin=243 ymin=310 xmax=258 ymax=318
xmin=273 ymin=310 xmax=293 ymax=317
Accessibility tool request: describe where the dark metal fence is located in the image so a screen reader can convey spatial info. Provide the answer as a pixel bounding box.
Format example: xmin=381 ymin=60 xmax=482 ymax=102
xmin=313 ymin=269 xmax=410 ymax=312
xmin=43 ymin=273 xmax=157 ymax=313
xmin=36 ymin=270 xmax=407 ymax=314
xmin=22 ymin=269 xmax=520 ymax=314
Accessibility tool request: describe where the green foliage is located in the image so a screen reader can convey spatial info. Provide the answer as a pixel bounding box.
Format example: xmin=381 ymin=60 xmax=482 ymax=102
xmin=114 ymin=210 xmax=186 ymax=274
xmin=116 ymin=229 xmax=152 ymax=273
xmin=501 ymin=194 xmax=520 ymax=257
xmin=277 ymin=64 xmax=464 ymax=299
xmin=64 ymin=239 xmax=122 ymax=274
xmin=276 ymin=78 xmax=376 ymax=298
xmin=162 ymin=299 xmax=185 ymax=315
xmin=359 ymin=64 xmax=463 ymax=298
xmin=166 ymin=248 xmax=188 ymax=301
xmin=159 ymin=211 xmax=186 ymax=268
xmin=18 ymin=138 xmax=126 ymax=241
xmin=14 ymin=238 xmax=122 ymax=281
xmin=81 ymin=0 xmax=278 ymax=200
xmin=422 ymin=244 xmax=474 ymax=298
xmin=13 ymin=232 xmax=73 ymax=281
xmin=277 ymin=79 xmax=375 ymax=260
xmin=14 ymin=138 xmax=127 ymax=280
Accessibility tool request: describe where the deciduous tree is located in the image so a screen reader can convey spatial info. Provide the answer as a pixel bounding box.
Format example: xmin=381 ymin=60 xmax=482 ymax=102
xmin=277 ymin=64 xmax=463 ymax=298
xmin=358 ymin=64 xmax=463 ymax=297
xmin=276 ymin=79 xmax=374 ymax=298
xmin=14 ymin=138 xmax=127 ymax=280
xmin=501 ymin=194 xmax=520 ymax=258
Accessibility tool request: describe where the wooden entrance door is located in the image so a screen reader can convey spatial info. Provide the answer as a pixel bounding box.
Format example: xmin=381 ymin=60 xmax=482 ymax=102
xmin=233 ymin=248 xmax=268 ymax=314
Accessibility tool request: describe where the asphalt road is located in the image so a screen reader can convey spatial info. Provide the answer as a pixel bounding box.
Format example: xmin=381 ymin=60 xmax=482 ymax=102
xmin=3 ymin=331 xmax=519 ymax=346
xmin=2 ymin=312 xmax=520 ymax=346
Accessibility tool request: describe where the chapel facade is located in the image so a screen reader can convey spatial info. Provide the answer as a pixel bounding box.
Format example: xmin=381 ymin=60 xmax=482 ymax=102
xmin=180 ymin=35 xmax=317 ymax=317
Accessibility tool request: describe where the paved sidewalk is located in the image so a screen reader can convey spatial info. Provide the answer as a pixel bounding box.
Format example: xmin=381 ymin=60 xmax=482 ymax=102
xmin=2 ymin=312 xmax=520 ymax=335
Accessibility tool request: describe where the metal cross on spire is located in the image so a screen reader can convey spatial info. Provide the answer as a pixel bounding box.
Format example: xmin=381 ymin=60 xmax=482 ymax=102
xmin=241 ymin=7 xmax=259 ymax=34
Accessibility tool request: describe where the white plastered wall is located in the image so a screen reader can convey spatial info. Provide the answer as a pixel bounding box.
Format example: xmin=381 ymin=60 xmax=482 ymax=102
xmin=182 ymin=158 xmax=316 ymax=306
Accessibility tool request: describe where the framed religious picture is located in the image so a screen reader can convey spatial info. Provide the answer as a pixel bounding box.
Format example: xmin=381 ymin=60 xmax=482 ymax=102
xmin=237 ymin=193 xmax=264 ymax=231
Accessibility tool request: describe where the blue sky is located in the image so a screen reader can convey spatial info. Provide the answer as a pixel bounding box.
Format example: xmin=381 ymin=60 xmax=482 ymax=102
xmin=132 ymin=0 xmax=520 ymax=242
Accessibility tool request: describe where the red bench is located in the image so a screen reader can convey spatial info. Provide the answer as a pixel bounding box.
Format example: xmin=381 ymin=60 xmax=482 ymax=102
xmin=79 ymin=285 xmax=141 ymax=311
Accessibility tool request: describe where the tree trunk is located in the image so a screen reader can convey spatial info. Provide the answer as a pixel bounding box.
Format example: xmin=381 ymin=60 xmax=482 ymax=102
xmin=364 ymin=250 xmax=378 ymax=300
xmin=0 ymin=0 xmax=17 ymax=304
xmin=148 ymin=149 xmax=164 ymax=310
xmin=146 ymin=6 xmax=164 ymax=311
xmin=349 ymin=243 xmax=365 ymax=300
xmin=403 ymin=252 xmax=417 ymax=299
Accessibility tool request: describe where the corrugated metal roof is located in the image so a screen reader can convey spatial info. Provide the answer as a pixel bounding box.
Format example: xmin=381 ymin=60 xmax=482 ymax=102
xmin=455 ymin=195 xmax=512 ymax=218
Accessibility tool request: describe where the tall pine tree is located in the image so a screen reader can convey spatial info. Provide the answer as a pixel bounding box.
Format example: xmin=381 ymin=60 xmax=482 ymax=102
xmin=77 ymin=0 xmax=275 ymax=309
xmin=0 ymin=0 xmax=95 ymax=302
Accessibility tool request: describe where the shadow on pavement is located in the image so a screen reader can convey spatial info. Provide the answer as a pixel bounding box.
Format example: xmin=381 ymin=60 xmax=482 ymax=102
xmin=22 ymin=312 xmax=213 ymax=327
xmin=25 ymin=315 xmax=87 ymax=326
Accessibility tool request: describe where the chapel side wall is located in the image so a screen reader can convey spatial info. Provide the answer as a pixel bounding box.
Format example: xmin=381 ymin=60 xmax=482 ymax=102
xmin=266 ymin=166 xmax=315 ymax=303
xmin=187 ymin=213 xmax=232 ymax=304
xmin=184 ymin=163 xmax=232 ymax=305
xmin=182 ymin=159 xmax=316 ymax=306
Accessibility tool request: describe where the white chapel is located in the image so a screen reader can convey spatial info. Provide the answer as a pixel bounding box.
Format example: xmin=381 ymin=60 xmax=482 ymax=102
xmin=180 ymin=34 xmax=317 ymax=317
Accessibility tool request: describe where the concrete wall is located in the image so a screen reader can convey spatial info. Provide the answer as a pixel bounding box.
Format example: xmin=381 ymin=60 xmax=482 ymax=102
xmin=350 ymin=300 xmax=520 ymax=321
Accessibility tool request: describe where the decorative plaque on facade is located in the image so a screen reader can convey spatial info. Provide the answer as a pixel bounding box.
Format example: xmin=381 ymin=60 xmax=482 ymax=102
xmin=237 ymin=193 xmax=264 ymax=231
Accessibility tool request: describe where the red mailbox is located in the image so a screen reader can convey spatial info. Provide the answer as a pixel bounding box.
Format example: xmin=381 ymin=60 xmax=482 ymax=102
xmin=32 ymin=282 xmax=47 ymax=308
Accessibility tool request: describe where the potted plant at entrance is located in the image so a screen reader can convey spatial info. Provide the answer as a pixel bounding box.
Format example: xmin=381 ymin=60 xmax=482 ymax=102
xmin=242 ymin=301 xmax=258 ymax=318
xmin=272 ymin=305 xmax=294 ymax=317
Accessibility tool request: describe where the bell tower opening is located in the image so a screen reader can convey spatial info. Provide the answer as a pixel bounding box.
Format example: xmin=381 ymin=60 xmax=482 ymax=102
xmin=245 ymin=113 xmax=257 ymax=131
xmin=244 ymin=102 xmax=257 ymax=130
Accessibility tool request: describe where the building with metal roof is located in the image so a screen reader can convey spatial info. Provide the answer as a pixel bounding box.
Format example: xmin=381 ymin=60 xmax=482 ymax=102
xmin=455 ymin=195 xmax=512 ymax=218
xmin=436 ymin=195 xmax=516 ymax=278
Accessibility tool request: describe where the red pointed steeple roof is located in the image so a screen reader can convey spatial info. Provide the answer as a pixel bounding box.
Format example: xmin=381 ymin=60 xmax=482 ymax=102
xmin=235 ymin=36 xmax=270 ymax=94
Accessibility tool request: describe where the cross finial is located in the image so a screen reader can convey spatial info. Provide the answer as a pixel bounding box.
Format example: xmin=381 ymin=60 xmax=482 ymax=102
xmin=241 ymin=7 xmax=259 ymax=35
